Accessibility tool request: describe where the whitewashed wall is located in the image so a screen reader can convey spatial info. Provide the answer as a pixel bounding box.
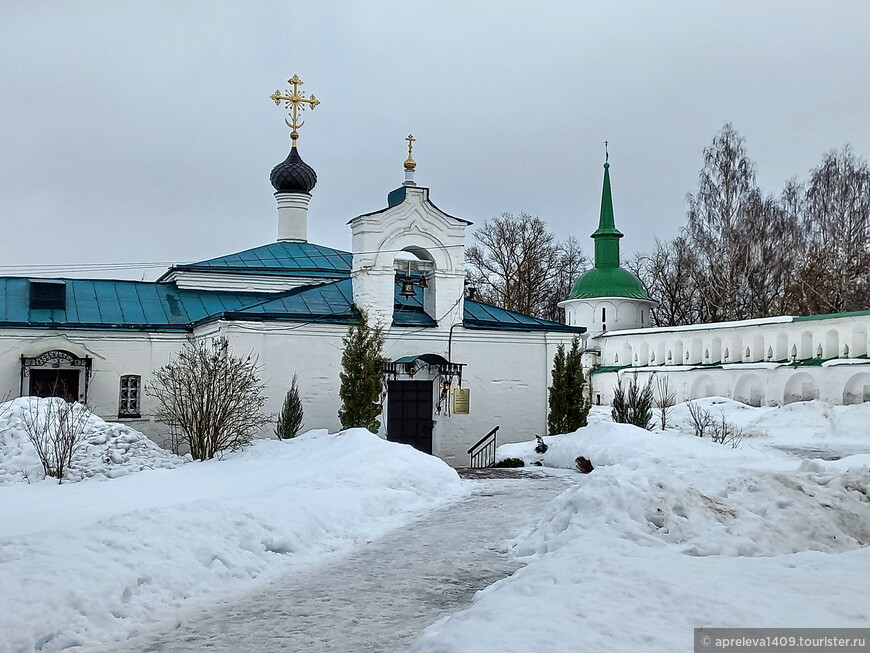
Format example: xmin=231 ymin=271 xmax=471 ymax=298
xmin=0 ymin=330 xmax=186 ymax=443
xmin=590 ymin=313 xmax=870 ymax=407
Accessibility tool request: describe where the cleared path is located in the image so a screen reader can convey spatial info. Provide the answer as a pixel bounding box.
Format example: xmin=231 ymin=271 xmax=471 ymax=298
xmin=101 ymin=470 xmax=574 ymax=653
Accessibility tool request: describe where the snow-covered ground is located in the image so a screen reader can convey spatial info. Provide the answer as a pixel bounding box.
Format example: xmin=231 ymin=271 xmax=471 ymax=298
xmin=411 ymin=399 xmax=870 ymax=652
xmin=2 ymin=397 xmax=869 ymax=653
xmin=0 ymin=404 xmax=464 ymax=653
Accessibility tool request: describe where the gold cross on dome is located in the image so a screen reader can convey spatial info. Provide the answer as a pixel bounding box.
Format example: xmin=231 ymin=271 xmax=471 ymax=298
xmin=404 ymin=133 xmax=417 ymax=171
xmin=270 ymin=74 xmax=320 ymax=145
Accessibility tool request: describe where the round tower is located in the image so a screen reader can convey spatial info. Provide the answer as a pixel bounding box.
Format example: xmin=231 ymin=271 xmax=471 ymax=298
xmin=559 ymin=157 xmax=656 ymax=335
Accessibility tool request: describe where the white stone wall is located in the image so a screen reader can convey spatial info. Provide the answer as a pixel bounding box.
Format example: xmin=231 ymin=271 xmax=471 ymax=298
xmin=220 ymin=319 xmax=575 ymax=467
xmin=0 ymin=329 xmax=186 ymax=443
xmin=590 ymin=313 xmax=870 ymax=407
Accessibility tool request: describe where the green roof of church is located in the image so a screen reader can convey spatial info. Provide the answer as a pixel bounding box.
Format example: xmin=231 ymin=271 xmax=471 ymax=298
xmin=565 ymin=161 xmax=651 ymax=301
xmin=567 ymin=266 xmax=651 ymax=301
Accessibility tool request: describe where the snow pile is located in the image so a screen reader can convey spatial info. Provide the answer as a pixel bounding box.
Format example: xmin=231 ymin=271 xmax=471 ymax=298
xmin=0 ymin=428 xmax=464 ymax=653
xmin=413 ymin=402 xmax=870 ymax=653
xmin=0 ymin=397 xmax=186 ymax=484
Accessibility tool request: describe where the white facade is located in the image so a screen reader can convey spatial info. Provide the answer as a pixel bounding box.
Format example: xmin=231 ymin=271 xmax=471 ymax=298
xmin=0 ymin=177 xmax=580 ymax=467
xmin=350 ymin=185 xmax=468 ymax=330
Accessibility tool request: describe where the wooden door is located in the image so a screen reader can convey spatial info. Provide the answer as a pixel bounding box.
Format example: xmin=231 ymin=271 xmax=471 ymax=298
xmin=387 ymin=380 xmax=434 ymax=454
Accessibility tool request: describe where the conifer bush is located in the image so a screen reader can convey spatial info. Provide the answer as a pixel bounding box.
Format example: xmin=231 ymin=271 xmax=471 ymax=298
xmin=338 ymin=310 xmax=387 ymax=432
xmin=547 ymin=336 xmax=590 ymax=434
xmin=611 ymin=373 xmax=655 ymax=430
xmin=276 ymin=374 xmax=304 ymax=439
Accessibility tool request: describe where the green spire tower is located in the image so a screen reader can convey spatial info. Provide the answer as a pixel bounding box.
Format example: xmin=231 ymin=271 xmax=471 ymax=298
xmin=591 ymin=160 xmax=623 ymax=268
xmin=564 ymin=157 xmax=651 ymax=302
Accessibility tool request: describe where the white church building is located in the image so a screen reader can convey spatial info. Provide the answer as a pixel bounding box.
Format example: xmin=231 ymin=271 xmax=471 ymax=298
xmin=562 ymin=159 xmax=870 ymax=410
xmin=3 ymin=77 xmax=869 ymax=467
xmin=0 ymin=78 xmax=585 ymax=467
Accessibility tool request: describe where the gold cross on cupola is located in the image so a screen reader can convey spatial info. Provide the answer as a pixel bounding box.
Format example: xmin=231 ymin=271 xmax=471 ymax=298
xmin=270 ymin=74 xmax=320 ymax=146
xmin=404 ymin=133 xmax=417 ymax=171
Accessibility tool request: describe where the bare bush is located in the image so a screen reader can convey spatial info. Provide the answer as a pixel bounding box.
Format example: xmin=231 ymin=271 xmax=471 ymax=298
xmin=686 ymin=401 xmax=716 ymax=438
xmin=711 ymin=415 xmax=743 ymax=449
xmin=655 ymin=376 xmax=677 ymax=430
xmin=685 ymin=401 xmax=742 ymax=448
xmin=147 ymin=337 xmax=271 ymax=460
xmin=20 ymin=397 xmax=92 ymax=483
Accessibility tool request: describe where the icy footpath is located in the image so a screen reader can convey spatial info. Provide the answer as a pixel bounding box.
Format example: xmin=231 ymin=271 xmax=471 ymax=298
xmin=412 ymin=403 xmax=870 ymax=653
xmin=95 ymin=471 xmax=575 ymax=653
xmin=0 ymin=428 xmax=464 ymax=653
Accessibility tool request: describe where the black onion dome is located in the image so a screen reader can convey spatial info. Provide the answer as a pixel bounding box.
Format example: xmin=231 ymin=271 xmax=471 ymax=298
xmin=270 ymin=146 xmax=317 ymax=193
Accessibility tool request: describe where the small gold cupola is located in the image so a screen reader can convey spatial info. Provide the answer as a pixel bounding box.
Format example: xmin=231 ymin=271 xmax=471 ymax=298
xmin=403 ymin=133 xmax=417 ymax=186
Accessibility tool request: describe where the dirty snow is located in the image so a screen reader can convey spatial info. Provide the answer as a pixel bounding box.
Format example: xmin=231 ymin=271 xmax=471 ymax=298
xmin=412 ymin=400 xmax=870 ymax=652
xmin=0 ymin=427 xmax=464 ymax=652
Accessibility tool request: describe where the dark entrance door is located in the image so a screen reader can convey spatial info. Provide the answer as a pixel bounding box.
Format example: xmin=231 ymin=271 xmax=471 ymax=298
xmin=29 ymin=369 xmax=79 ymax=402
xmin=387 ymin=380 xmax=434 ymax=454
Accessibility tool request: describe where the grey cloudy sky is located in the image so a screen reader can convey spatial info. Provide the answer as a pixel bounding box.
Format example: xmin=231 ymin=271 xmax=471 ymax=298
xmin=1 ymin=1 xmax=869 ymax=279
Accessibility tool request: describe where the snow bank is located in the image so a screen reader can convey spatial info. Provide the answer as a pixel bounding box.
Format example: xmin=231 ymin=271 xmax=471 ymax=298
xmin=0 ymin=397 xmax=186 ymax=484
xmin=414 ymin=402 xmax=870 ymax=653
xmin=0 ymin=428 xmax=464 ymax=653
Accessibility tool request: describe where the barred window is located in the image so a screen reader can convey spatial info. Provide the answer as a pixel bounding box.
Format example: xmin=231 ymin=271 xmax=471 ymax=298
xmin=119 ymin=375 xmax=141 ymax=417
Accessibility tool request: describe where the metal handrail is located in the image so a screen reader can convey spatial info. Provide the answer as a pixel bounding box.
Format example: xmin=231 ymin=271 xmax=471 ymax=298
xmin=467 ymin=425 xmax=499 ymax=467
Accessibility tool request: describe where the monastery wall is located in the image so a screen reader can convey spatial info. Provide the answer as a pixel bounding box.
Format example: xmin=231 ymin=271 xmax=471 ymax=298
xmin=590 ymin=312 xmax=870 ymax=407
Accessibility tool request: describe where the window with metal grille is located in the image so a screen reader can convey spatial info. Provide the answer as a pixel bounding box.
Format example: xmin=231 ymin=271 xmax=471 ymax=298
xmin=119 ymin=375 xmax=141 ymax=417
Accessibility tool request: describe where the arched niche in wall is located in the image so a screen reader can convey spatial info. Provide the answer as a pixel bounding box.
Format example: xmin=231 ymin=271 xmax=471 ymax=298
xmin=843 ymin=372 xmax=870 ymax=405
xmin=783 ymin=371 xmax=820 ymax=405
xmin=690 ymin=373 xmax=716 ymax=400
xmin=393 ymin=248 xmax=436 ymax=322
xmin=733 ymin=373 xmax=764 ymax=407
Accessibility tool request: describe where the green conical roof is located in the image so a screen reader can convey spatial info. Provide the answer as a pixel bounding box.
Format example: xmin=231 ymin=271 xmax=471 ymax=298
xmin=566 ymin=160 xmax=651 ymax=301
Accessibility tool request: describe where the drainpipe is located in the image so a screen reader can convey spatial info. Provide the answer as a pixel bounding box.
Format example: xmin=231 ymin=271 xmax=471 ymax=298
xmin=448 ymin=322 xmax=463 ymax=362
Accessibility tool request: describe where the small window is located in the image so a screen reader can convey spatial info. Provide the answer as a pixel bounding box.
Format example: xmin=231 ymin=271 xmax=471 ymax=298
xmin=601 ymin=307 xmax=606 ymax=322
xmin=29 ymin=280 xmax=66 ymax=310
xmin=119 ymin=375 xmax=141 ymax=418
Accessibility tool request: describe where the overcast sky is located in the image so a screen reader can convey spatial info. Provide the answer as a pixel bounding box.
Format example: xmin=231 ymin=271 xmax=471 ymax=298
xmin=2 ymin=1 xmax=869 ymax=279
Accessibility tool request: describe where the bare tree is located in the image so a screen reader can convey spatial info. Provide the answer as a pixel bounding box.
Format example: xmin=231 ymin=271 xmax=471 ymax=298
xmin=147 ymin=337 xmax=271 ymax=460
xmin=20 ymin=397 xmax=92 ymax=483
xmin=542 ymin=236 xmax=589 ymax=322
xmin=685 ymin=124 xmax=758 ymax=323
xmin=467 ymin=212 xmax=583 ymax=318
xmin=797 ymin=147 xmax=870 ymax=314
xmin=629 ymin=237 xmax=702 ymax=327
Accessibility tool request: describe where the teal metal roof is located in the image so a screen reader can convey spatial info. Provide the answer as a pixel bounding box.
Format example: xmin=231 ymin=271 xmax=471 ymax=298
xmin=0 ymin=273 xmax=583 ymax=334
xmin=0 ymin=278 xmax=279 ymax=331
xmin=160 ymin=242 xmax=352 ymax=279
xmin=463 ymin=300 xmax=585 ymax=333
xmin=219 ymin=279 xmax=358 ymax=324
